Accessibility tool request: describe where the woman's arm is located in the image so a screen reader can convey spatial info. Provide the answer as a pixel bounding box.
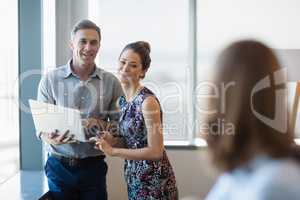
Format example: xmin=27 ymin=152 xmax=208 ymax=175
xmin=97 ymin=96 xmax=164 ymax=160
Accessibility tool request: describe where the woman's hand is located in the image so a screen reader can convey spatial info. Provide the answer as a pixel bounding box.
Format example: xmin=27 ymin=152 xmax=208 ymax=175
xmin=101 ymin=131 xmax=115 ymax=145
xmin=95 ymin=138 xmax=115 ymax=156
xmin=83 ymin=118 xmax=109 ymax=139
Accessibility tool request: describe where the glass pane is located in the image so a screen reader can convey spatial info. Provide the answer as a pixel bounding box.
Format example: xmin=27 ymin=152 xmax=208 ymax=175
xmin=89 ymin=0 xmax=189 ymax=140
xmin=196 ymin=0 xmax=300 ymax=138
xmin=0 ymin=0 xmax=19 ymax=184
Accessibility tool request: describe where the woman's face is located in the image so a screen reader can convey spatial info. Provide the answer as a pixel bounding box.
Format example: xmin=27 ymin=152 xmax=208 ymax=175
xmin=118 ymin=49 xmax=146 ymax=85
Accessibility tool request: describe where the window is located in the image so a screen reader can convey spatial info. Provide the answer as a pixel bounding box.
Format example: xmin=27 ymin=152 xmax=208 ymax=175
xmin=45 ymin=0 xmax=300 ymax=146
xmin=43 ymin=0 xmax=56 ymax=71
xmin=196 ymin=0 xmax=300 ymax=141
xmin=0 ymin=0 xmax=19 ymax=184
xmin=42 ymin=0 xmax=56 ymax=162
xmin=89 ymin=0 xmax=190 ymax=142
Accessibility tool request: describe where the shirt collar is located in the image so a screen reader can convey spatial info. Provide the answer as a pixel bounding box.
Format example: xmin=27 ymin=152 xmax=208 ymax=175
xmin=63 ymin=59 xmax=102 ymax=80
xmin=62 ymin=60 xmax=73 ymax=78
xmin=91 ymin=67 xmax=103 ymax=80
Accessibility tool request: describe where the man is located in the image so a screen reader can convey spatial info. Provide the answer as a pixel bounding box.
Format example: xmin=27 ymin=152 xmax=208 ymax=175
xmin=37 ymin=19 xmax=123 ymax=200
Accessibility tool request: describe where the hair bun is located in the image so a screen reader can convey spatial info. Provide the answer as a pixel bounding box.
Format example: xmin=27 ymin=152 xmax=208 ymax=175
xmin=137 ymin=41 xmax=151 ymax=53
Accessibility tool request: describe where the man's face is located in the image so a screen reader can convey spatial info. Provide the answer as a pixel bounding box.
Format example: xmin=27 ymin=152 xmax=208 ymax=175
xmin=70 ymin=29 xmax=100 ymax=67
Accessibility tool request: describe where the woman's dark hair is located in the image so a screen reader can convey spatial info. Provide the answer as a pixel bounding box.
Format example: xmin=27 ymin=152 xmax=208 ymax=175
xmin=204 ymin=40 xmax=294 ymax=171
xmin=119 ymin=41 xmax=151 ymax=78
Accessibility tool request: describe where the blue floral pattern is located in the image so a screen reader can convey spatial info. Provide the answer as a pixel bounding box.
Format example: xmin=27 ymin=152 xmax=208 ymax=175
xmin=119 ymin=87 xmax=178 ymax=200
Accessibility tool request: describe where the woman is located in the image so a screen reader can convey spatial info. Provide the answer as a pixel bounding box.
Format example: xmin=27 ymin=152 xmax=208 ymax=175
xmin=204 ymin=40 xmax=300 ymax=200
xmin=93 ymin=41 xmax=178 ymax=200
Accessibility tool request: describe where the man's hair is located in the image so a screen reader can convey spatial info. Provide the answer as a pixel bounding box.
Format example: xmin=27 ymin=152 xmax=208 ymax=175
xmin=71 ymin=19 xmax=101 ymax=40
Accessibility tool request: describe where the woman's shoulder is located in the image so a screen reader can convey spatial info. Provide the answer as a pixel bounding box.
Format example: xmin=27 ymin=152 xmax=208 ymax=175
xmin=139 ymin=87 xmax=160 ymax=107
xmin=142 ymin=95 xmax=160 ymax=111
xmin=240 ymin=157 xmax=300 ymax=187
xmin=255 ymin=157 xmax=300 ymax=180
xmin=259 ymin=159 xmax=300 ymax=199
xmin=139 ymin=87 xmax=155 ymax=97
xmin=206 ymin=157 xmax=300 ymax=200
xmin=204 ymin=172 xmax=233 ymax=200
xmin=235 ymin=157 xmax=300 ymax=199
xmin=137 ymin=87 xmax=158 ymax=104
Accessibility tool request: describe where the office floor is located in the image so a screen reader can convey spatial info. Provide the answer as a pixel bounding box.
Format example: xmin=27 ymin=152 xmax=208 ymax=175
xmin=0 ymin=171 xmax=48 ymax=200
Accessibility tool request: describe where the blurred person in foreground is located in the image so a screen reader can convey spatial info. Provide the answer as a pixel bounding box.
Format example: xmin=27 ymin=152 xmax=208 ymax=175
xmin=204 ymin=40 xmax=300 ymax=200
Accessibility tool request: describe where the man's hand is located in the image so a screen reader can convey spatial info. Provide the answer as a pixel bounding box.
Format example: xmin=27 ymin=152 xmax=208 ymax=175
xmin=40 ymin=130 xmax=77 ymax=145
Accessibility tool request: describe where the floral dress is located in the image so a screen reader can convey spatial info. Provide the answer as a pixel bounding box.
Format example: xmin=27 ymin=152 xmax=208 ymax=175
xmin=119 ymin=87 xmax=178 ymax=200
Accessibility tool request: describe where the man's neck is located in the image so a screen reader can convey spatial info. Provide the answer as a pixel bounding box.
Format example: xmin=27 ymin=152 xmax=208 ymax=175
xmin=71 ymin=60 xmax=95 ymax=81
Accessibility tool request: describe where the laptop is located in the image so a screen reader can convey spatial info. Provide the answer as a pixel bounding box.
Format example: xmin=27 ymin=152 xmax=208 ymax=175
xmin=29 ymin=99 xmax=86 ymax=142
